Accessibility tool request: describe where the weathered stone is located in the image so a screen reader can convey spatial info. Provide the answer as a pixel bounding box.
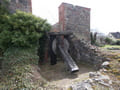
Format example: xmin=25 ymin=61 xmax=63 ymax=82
xmin=98 ymin=81 xmax=110 ymax=87
xmin=0 ymin=0 xmax=32 ymax=13
xmin=68 ymin=36 xmax=104 ymax=69
xmin=58 ymin=3 xmax=90 ymax=42
xmin=101 ymin=61 xmax=110 ymax=68
xmin=89 ymin=72 xmax=100 ymax=78
xmin=71 ymin=82 xmax=93 ymax=90
xmin=89 ymin=72 xmax=112 ymax=87
xmin=89 ymin=72 xmax=110 ymax=80
xmin=70 ymin=71 xmax=113 ymax=90
xmin=105 ymin=58 xmax=111 ymax=61
xmin=100 ymin=68 xmax=108 ymax=72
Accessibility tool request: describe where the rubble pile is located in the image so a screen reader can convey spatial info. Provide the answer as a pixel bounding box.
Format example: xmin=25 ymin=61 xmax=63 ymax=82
xmin=70 ymin=72 xmax=113 ymax=90
xmin=68 ymin=36 xmax=105 ymax=69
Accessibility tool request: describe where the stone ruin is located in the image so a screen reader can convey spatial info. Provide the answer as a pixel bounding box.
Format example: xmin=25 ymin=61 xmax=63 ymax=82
xmin=50 ymin=2 xmax=104 ymax=71
xmin=0 ymin=0 xmax=32 ymax=13
xmin=2 ymin=1 xmax=105 ymax=71
xmin=52 ymin=2 xmax=90 ymax=42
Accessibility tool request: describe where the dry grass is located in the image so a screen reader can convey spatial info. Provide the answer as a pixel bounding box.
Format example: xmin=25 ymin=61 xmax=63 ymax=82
xmin=101 ymin=49 xmax=120 ymax=89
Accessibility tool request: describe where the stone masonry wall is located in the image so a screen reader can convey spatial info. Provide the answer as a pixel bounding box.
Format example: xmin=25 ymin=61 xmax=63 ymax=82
xmin=50 ymin=3 xmax=105 ymax=69
xmin=59 ymin=3 xmax=90 ymax=42
xmin=0 ymin=0 xmax=32 ymax=13
xmin=68 ymin=35 xmax=104 ymax=69
xmin=9 ymin=0 xmax=32 ymax=13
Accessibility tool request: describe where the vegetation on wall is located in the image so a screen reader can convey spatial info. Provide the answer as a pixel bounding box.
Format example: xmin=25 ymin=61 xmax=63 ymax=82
xmin=0 ymin=1 xmax=52 ymax=89
xmin=0 ymin=0 xmax=51 ymax=69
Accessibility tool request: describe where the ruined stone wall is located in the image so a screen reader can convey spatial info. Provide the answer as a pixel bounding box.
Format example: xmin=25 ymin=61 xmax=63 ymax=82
xmin=68 ymin=35 xmax=104 ymax=69
xmin=0 ymin=0 xmax=32 ymax=13
xmin=59 ymin=3 xmax=90 ymax=42
xmin=10 ymin=0 xmax=32 ymax=13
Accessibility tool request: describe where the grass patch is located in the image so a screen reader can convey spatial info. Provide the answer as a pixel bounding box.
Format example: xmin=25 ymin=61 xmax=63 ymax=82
xmin=102 ymin=45 xmax=120 ymax=48
xmin=0 ymin=47 xmax=39 ymax=89
xmin=105 ymin=54 xmax=120 ymax=80
xmin=0 ymin=47 xmax=58 ymax=89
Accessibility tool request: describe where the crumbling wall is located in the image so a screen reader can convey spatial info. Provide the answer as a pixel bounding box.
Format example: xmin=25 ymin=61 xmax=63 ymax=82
xmin=0 ymin=0 xmax=32 ymax=13
xmin=68 ymin=35 xmax=104 ymax=69
xmin=58 ymin=3 xmax=103 ymax=68
xmin=51 ymin=3 xmax=105 ymax=69
xmin=59 ymin=3 xmax=90 ymax=42
xmin=10 ymin=0 xmax=32 ymax=13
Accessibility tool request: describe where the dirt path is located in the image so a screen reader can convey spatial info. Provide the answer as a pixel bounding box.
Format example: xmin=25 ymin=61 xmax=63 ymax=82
xmin=36 ymin=60 xmax=95 ymax=89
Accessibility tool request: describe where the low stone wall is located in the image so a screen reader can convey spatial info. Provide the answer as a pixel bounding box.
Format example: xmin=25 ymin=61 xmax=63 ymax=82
xmin=68 ymin=35 xmax=104 ymax=69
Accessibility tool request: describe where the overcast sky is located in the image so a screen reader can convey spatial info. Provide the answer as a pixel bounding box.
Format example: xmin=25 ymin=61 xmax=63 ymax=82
xmin=32 ymin=0 xmax=120 ymax=34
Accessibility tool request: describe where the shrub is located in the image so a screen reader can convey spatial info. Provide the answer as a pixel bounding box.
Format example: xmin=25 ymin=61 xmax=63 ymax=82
xmin=105 ymin=37 xmax=115 ymax=44
xmin=0 ymin=11 xmax=51 ymax=51
xmin=116 ymin=40 xmax=120 ymax=45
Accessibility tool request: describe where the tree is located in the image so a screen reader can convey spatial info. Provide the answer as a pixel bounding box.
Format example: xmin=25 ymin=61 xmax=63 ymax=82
xmin=90 ymin=32 xmax=97 ymax=45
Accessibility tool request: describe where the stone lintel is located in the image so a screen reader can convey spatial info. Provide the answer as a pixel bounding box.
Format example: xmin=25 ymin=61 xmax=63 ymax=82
xmin=48 ymin=31 xmax=73 ymax=36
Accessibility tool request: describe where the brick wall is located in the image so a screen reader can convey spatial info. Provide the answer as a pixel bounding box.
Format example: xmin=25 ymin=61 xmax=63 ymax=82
xmin=59 ymin=3 xmax=90 ymax=42
xmin=0 ymin=0 xmax=32 ymax=13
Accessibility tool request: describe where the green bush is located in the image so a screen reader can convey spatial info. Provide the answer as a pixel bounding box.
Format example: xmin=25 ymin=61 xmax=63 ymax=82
xmin=116 ymin=40 xmax=120 ymax=45
xmin=0 ymin=11 xmax=51 ymax=51
xmin=105 ymin=37 xmax=115 ymax=44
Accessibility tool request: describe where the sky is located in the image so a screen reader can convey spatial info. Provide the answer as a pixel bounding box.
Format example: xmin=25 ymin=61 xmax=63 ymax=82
xmin=32 ymin=0 xmax=120 ymax=34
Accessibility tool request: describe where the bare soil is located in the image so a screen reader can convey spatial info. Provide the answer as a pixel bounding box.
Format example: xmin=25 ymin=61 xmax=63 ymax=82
xmin=32 ymin=60 xmax=95 ymax=89
xmin=31 ymin=49 xmax=120 ymax=89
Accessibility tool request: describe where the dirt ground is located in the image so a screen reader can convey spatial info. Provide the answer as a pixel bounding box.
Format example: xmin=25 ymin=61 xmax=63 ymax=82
xmin=32 ymin=49 xmax=120 ymax=89
xmin=33 ymin=60 xmax=95 ymax=89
